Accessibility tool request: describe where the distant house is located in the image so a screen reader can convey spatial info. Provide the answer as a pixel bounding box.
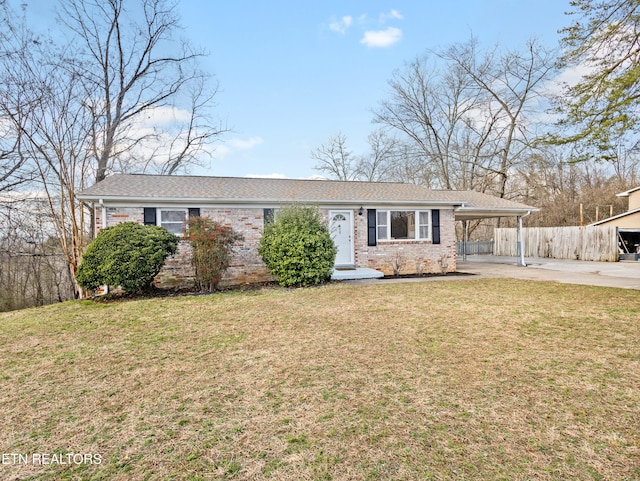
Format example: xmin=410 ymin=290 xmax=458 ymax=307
xmin=77 ymin=174 xmax=536 ymax=287
xmin=590 ymin=186 xmax=640 ymax=255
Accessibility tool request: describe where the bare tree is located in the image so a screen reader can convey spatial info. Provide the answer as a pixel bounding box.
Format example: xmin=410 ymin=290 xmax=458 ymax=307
xmin=312 ymin=130 xmax=402 ymax=182
xmin=0 ymin=0 xmax=224 ymax=299
xmin=0 ymin=132 xmax=33 ymax=193
xmin=374 ymin=37 xmax=556 ymax=198
xmin=0 ymin=33 xmax=94 ymax=296
xmin=374 ymin=52 xmax=482 ymax=190
xmin=440 ymin=38 xmax=556 ymax=198
xmin=356 ymin=130 xmax=401 ymax=181
xmin=312 ymin=132 xmax=359 ymax=181
xmin=0 ymin=194 xmax=74 ymax=311
xmin=513 ymin=145 xmax=639 ymax=227
xmin=0 ymin=3 xmax=36 ymax=193
xmin=58 ymin=0 xmax=225 ymax=182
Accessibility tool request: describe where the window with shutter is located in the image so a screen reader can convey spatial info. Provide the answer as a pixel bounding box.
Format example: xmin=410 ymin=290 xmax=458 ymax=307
xmin=374 ymin=210 xmax=432 ymax=241
xmin=367 ymin=209 xmax=377 ymax=246
xmin=432 ymin=209 xmax=440 ymax=244
xmin=143 ymin=207 xmax=156 ymax=226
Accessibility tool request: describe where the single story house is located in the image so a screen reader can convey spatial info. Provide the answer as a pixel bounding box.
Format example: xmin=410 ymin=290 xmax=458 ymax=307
xmin=77 ymin=174 xmax=536 ymax=287
xmin=589 ymin=185 xmax=640 ymax=255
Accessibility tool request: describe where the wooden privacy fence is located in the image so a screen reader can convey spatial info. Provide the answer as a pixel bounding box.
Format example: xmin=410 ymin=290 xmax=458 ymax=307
xmin=494 ymin=226 xmax=618 ymax=262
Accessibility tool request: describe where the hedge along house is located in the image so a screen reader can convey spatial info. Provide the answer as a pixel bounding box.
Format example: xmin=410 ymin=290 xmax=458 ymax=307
xmin=77 ymin=174 xmax=537 ymax=287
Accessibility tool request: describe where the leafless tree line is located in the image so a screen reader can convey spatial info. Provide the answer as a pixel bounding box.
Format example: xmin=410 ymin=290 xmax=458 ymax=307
xmin=0 ymin=195 xmax=75 ymax=311
xmin=313 ymin=36 xmax=640 ymax=233
xmin=0 ymin=0 xmax=225 ymax=306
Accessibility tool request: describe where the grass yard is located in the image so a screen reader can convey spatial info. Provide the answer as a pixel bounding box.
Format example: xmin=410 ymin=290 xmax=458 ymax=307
xmin=0 ymin=278 xmax=639 ymax=480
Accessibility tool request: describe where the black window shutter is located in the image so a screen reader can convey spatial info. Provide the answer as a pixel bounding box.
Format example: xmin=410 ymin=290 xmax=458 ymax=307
xmin=432 ymin=209 xmax=440 ymax=244
xmin=263 ymin=208 xmax=274 ymax=224
xmin=367 ymin=209 xmax=377 ymax=246
xmin=188 ymin=208 xmax=200 ymax=218
xmin=143 ymin=207 xmax=156 ymax=226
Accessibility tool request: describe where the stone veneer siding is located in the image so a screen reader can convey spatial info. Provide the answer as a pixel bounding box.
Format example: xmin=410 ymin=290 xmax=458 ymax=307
xmin=97 ymin=206 xmax=456 ymax=289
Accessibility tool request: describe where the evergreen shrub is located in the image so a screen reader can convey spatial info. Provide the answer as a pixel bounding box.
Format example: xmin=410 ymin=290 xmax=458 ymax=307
xmin=76 ymin=222 xmax=178 ymax=293
xmin=258 ymin=205 xmax=336 ymax=287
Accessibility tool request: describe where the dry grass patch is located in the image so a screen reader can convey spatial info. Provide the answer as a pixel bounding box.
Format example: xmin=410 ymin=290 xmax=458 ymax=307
xmin=0 ymin=279 xmax=639 ymax=480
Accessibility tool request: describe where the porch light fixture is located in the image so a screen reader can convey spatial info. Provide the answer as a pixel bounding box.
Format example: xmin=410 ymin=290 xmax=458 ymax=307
xmin=358 ymin=206 xmax=365 ymax=216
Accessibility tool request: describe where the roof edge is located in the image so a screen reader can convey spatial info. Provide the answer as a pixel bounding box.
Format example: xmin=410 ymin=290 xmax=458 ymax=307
xmin=77 ymin=194 xmax=464 ymax=207
xmin=616 ymin=186 xmax=640 ymax=197
xmin=588 ymin=207 xmax=640 ymax=226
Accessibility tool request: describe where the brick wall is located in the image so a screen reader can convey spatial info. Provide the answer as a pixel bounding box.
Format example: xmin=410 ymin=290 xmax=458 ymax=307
xmin=151 ymin=207 xmax=274 ymax=288
xmin=199 ymin=208 xmax=273 ymax=287
xmin=353 ymin=208 xmax=457 ymax=275
xmin=98 ymin=205 xmax=457 ymax=289
xmin=99 ymin=207 xmax=145 ymax=230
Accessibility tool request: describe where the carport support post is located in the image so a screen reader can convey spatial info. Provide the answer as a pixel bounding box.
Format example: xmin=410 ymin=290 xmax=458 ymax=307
xmin=516 ymin=215 xmax=526 ymax=267
xmin=462 ymin=220 xmax=468 ymax=262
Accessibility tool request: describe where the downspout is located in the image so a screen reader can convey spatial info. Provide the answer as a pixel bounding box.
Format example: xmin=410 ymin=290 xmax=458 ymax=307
xmin=98 ymin=199 xmax=109 ymax=295
xmin=99 ymin=199 xmax=107 ymax=234
xmin=517 ymin=210 xmax=531 ymax=267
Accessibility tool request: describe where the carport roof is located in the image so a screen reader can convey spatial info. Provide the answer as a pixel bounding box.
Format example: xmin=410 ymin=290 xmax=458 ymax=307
xmin=77 ymin=174 xmax=536 ymax=219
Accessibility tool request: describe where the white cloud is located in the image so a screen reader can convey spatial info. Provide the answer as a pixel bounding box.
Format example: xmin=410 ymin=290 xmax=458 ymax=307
xmin=380 ymin=9 xmax=403 ymax=22
xmin=214 ymin=136 xmax=263 ymax=159
xmin=360 ymin=27 xmax=402 ymax=48
xmin=141 ymin=105 xmax=192 ymax=125
xmin=329 ymin=16 xmax=353 ymax=34
xmin=229 ymin=137 xmax=263 ymax=150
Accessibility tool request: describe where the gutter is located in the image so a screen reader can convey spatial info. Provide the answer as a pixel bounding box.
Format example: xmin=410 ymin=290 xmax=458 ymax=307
xmin=75 ymin=194 xmax=463 ymax=208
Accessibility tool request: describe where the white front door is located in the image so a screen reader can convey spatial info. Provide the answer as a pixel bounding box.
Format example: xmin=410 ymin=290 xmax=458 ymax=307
xmin=329 ymin=210 xmax=353 ymax=266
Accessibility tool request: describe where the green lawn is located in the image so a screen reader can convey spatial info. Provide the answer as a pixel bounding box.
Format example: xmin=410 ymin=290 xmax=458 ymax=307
xmin=1 ymin=279 xmax=639 ymax=480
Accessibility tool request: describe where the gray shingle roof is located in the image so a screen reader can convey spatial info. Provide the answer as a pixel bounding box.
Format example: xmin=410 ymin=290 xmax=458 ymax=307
xmin=77 ymin=174 xmax=536 ymax=217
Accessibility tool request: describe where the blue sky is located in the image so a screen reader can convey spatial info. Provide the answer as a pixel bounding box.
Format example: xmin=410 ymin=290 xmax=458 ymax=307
xmin=22 ymin=0 xmax=573 ymax=179
xmin=176 ymin=1 xmax=572 ymax=179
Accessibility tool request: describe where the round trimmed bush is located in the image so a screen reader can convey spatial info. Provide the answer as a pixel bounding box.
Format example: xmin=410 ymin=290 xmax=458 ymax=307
xmin=258 ymin=205 xmax=337 ymax=287
xmin=76 ymin=222 xmax=178 ymax=293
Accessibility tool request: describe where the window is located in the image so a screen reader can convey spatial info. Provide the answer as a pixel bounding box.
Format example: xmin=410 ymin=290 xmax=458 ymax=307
xmin=159 ymin=209 xmax=188 ymax=235
xmin=377 ymin=211 xmax=388 ymax=240
xmin=376 ymin=210 xmax=431 ymax=241
xmin=418 ymin=211 xmax=430 ymax=239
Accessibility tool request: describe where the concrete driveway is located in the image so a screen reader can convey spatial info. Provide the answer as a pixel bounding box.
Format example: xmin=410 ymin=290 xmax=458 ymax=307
xmin=458 ymin=255 xmax=640 ymax=290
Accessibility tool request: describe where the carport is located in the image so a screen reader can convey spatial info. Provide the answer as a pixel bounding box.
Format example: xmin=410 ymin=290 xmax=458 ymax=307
xmin=453 ymin=192 xmax=539 ymax=266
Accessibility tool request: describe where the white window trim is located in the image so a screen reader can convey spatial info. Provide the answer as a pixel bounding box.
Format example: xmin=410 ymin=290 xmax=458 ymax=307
xmin=377 ymin=209 xmax=431 ymax=242
xmin=157 ymin=208 xmax=188 ymax=236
